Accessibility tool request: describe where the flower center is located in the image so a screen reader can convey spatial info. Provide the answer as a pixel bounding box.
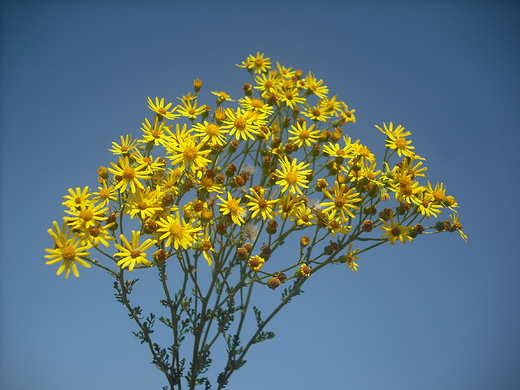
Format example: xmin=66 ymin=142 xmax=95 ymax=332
xmin=299 ymin=129 xmax=310 ymax=139
xmin=80 ymin=209 xmax=93 ymax=221
xmin=158 ymin=107 xmax=167 ymax=115
xmin=285 ymin=171 xmax=298 ymax=185
xmin=395 ymin=137 xmax=407 ymax=149
xmin=206 ymin=123 xmax=220 ymax=136
xmin=391 ymin=227 xmax=401 ymax=236
xmin=61 ymin=246 xmax=76 ymax=260
xmin=170 ymin=224 xmax=184 ymax=236
xmin=234 ymin=117 xmax=246 ymax=130
xmin=130 ymin=249 xmax=141 ymax=258
xmin=122 ymin=166 xmax=135 ymax=179
xmin=183 ymin=146 xmax=198 ymax=160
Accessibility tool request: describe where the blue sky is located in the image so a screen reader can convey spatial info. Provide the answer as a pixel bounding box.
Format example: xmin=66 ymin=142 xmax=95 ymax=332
xmin=1 ymin=1 xmax=519 ymax=389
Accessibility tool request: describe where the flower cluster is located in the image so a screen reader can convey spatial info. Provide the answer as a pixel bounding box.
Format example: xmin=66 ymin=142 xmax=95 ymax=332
xmin=45 ymin=53 xmax=466 ymax=283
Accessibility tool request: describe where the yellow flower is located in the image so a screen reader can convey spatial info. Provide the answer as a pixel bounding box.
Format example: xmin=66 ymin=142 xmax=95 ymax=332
xmin=125 ymin=187 xmax=163 ymax=220
xmin=217 ymin=192 xmax=246 ymax=226
xmin=78 ymin=223 xmax=115 ymax=248
xmin=108 ymin=134 xmax=139 ymax=155
xmin=108 ymin=156 xmax=152 ymax=193
xmin=320 ymin=181 xmax=361 ymax=223
xmin=63 ymin=201 xmax=108 ymax=230
xmin=237 ymin=52 xmax=271 ymax=74
xmin=375 ymin=122 xmax=411 ymax=138
xmin=288 ymin=121 xmax=320 ymax=148
xmin=245 ymin=187 xmax=278 ymax=221
xmin=299 ymin=263 xmax=311 ymax=277
xmin=344 ymin=242 xmax=359 ymax=274
xmin=248 ymin=255 xmax=265 ymax=271
xmin=177 ymin=99 xmax=207 ymax=119
xmin=147 ymin=97 xmax=180 ymax=120
xmin=114 ymin=230 xmax=156 ymax=272
xmin=166 ymin=134 xmax=212 ymax=177
xmin=222 ymin=107 xmax=267 ymax=141
xmin=156 ymin=211 xmax=202 ymax=250
xmin=380 ymin=212 xmax=414 ymax=245
xmin=45 ymin=230 xmax=91 ymax=278
xmin=192 ymin=121 xmax=229 ymax=147
xmin=62 ymin=186 xmax=92 ymax=210
xmin=305 ymin=72 xmax=328 ymax=99
xmin=274 ymin=156 xmax=313 ymax=195
xmin=92 ymin=182 xmax=117 ymax=207
xmin=386 ymin=133 xmax=416 ymax=157
xmin=140 ymin=116 xmax=172 ymax=147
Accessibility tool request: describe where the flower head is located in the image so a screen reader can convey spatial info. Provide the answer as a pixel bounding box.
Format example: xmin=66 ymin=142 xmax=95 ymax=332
xmin=114 ymin=230 xmax=156 ymax=271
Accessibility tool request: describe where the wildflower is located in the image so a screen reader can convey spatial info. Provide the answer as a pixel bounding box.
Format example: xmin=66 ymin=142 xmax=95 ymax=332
xmin=237 ymin=52 xmax=271 ymax=74
xmin=217 ymin=192 xmax=246 ymax=225
xmin=299 ymin=263 xmax=311 ymax=277
xmin=245 ymin=187 xmax=278 ymax=221
xmin=63 ymin=201 xmax=108 ymax=230
xmin=78 ymin=223 xmax=115 ymax=248
xmin=114 ymin=230 xmax=156 ymax=272
xmin=45 ymin=231 xmax=91 ymax=278
xmin=192 ymin=121 xmax=229 ymax=147
xmin=92 ymin=182 xmax=117 ymax=207
xmin=147 ymin=97 xmax=179 ymax=120
xmin=108 ymin=156 xmax=152 ymax=193
xmin=248 ymin=255 xmax=265 ymax=271
xmin=380 ymin=212 xmax=414 ymax=245
xmin=211 ymin=91 xmax=234 ymax=103
xmin=222 ymin=107 xmax=267 ymax=141
xmin=156 ymin=211 xmax=202 ymax=250
xmin=62 ymin=186 xmax=92 ymax=210
xmin=320 ymin=181 xmax=361 ymax=223
xmin=140 ymin=116 xmax=172 ymax=147
xmin=450 ymin=213 xmax=468 ymax=242
xmin=288 ymin=121 xmax=321 ymax=148
xmin=166 ymin=134 xmax=212 ymax=176
xmin=109 ymin=134 xmax=139 ymax=155
xmin=274 ymin=156 xmax=313 ymax=195
xmin=344 ymin=242 xmax=359 ymax=274
xmin=375 ymin=122 xmax=411 ymax=138
xmin=305 ymin=72 xmax=329 ymax=99
xmin=385 ymin=133 xmax=416 ymax=157
xmin=177 ymin=99 xmax=207 ymax=119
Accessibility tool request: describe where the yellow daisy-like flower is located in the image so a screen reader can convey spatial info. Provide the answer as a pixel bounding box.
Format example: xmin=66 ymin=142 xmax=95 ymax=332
xmin=245 ymin=187 xmax=278 ymax=221
xmin=192 ymin=121 xmax=229 ymax=147
xmin=274 ymin=156 xmax=313 ymax=195
xmin=344 ymin=242 xmax=359 ymax=274
xmin=413 ymin=190 xmax=443 ymax=219
xmin=222 ymin=107 xmax=267 ymax=141
xmin=320 ymin=181 xmax=361 ymax=223
xmin=156 ymin=211 xmax=202 ymax=250
xmin=62 ymin=186 xmax=92 ymax=210
xmin=92 ymin=182 xmax=117 ymax=207
xmin=305 ymin=72 xmax=329 ymax=99
xmin=279 ymin=88 xmax=306 ymax=110
xmin=238 ymin=97 xmax=273 ymax=115
xmin=325 ymin=218 xmax=351 ymax=238
xmin=386 ymin=133 xmax=415 ymax=157
xmin=140 ymin=116 xmax=172 ymax=147
xmin=375 ymin=122 xmax=411 ymax=138
xmin=147 ymin=97 xmax=180 ymax=120
xmin=248 ymin=255 xmax=265 ymax=271
xmin=211 ymin=91 xmax=234 ymax=104
xmin=177 ymin=99 xmax=207 ymax=119
xmin=125 ymin=186 xmax=163 ymax=220
xmin=217 ymin=191 xmax=247 ymax=226
xmin=288 ymin=121 xmax=320 ymax=148
xmin=114 ymin=230 xmax=156 ymax=272
xmin=166 ymin=134 xmax=212 ymax=177
xmin=63 ymin=201 xmax=108 ymax=230
xmin=45 ymin=230 xmax=91 ymax=278
xmin=108 ymin=134 xmax=139 ymax=155
xmin=237 ymin=52 xmax=271 ymax=74
xmin=275 ymin=194 xmax=304 ymax=221
xmin=380 ymin=212 xmax=414 ymax=245
xmin=78 ymin=223 xmax=115 ymax=248
xmin=108 ymin=156 xmax=152 ymax=193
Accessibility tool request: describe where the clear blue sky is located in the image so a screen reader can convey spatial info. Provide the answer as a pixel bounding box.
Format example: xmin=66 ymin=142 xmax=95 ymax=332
xmin=1 ymin=1 xmax=519 ymax=389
